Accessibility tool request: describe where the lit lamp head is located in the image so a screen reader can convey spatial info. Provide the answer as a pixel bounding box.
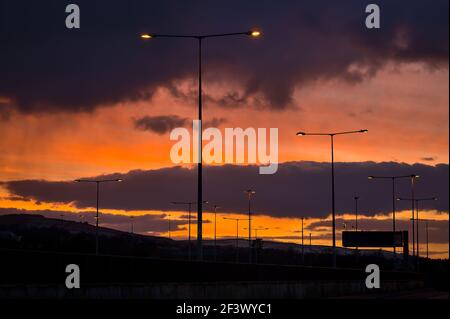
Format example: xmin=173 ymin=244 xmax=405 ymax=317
xmin=248 ymin=30 xmax=261 ymax=37
xmin=140 ymin=33 xmax=153 ymax=40
xmin=296 ymin=131 xmax=306 ymax=136
xmin=360 ymin=129 xmax=368 ymax=133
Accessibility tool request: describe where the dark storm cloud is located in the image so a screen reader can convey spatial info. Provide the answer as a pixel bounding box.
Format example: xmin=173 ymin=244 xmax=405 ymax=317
xmin=421 ymin=156 xmax=437 ymax=162
xmin=134 ymin=115 xmax=188 ymax=134
xmin=133 ymin=115 xmax=227 ymax=134
xmin=2 ymin=161 xmax=448 ymax=218
xmin=0 ymin=0 xmax=448 ymax=113
xmin=0 ymin=207 xmax=186 ymax=234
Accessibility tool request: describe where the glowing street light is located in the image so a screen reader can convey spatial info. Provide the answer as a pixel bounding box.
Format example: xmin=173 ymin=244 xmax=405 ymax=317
xmin=249 ymin=30 xmax=261 ymax=37
xmin=140 ymin=29 xmax=261 ymax=261
xmin=296 ymin=129 xmax=368 ymax=267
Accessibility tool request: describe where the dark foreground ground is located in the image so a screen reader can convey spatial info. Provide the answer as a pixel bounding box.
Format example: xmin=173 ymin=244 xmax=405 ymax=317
xmin=0 ymin=214 xmax=448 ymax=299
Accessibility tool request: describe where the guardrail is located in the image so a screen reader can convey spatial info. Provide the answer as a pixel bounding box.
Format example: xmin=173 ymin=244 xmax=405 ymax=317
xmin=0 ymin=248 xmax=422 ymax=285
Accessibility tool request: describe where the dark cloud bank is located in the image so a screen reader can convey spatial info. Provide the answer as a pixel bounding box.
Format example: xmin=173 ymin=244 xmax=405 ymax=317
xmin=2 ymin=161 xmax=448 ymax=218
xmin=0 ymin=0 xmax=448 ymax=114
xmin=133 ymin=115 xmax=227 ymax=134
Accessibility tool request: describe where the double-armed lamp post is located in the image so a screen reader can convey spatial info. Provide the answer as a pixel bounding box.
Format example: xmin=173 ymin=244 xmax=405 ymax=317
xmin=74 ymin=178 xmax=123 ymax=255
xmin=141 ymin=30 xmax=261 ymax=261
xmin=296 ymin=129 xmax=368 ymax=267
xmin=368 ymin=174 xmax=417 ymax=254
xmin=397 ymin=196 xmax=437 ymax=257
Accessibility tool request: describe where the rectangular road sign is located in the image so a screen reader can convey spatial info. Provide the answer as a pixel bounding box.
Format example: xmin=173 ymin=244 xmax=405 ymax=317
xmin=342 ymin=231 xmax=405 ymax=247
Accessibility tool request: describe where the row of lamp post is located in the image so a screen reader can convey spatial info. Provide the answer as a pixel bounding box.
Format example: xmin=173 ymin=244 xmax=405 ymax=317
xmin=72 ymin=29 xmax=261 ymax=261
xmin=350 ymin=178 xmax=436 ymax=260
xmin=397 ymin=197 xmax=437 ymax=258
xmin=73 ymin=27 xmax=437 ymax=266
xmin=170 ymin=191 xmax=256 ymax=262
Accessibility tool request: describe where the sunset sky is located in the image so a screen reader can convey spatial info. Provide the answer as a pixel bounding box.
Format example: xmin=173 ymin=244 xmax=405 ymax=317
xmin=0 ymin=1 xmax=448 ymax=258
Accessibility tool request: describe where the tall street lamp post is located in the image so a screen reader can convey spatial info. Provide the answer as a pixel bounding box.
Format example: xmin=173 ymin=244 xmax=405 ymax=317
xmin=141 ymin=30 xmax=261 ymax=260
xmin=74 ymin=178 xmax=123 ymax=255
xmin=368 ymin=174 xmax=415 ymax=254
xmin=296 ymin=129 xmax=368 ymax=267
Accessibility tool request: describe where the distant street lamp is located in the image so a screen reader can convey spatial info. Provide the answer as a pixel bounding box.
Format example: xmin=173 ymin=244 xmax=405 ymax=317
xmin=74 ymin=178 xmax=122 ymax=255
xmin=368 ymin=174 xmax=415 ymax=253
xmin=210 ymin=204 xmax=221 ymax=261
xmin=244 ymin=227 xmax=269 ymax=239
xmin=244 ymin=189 xmax=256 ymax=262
xmin=244 ymin=226 xmax=269 ymax=264
xmin=168 ymin=214 xmax=171 ymax=239
xmin=353 ymin=196 xmax=359 ymax=232
xmin=296 ymin=129 xmax=368 ymax=267
xmin=141 ymin=29 xmax=261 ymax=261
xmin=255 ymin=227 xmax=269 ymax=239
xmin=417 ymin=219 xmax=434 ymax=259
xmin=224 ymin=217 xmax=248 ymax=263
xmin=301 ymin=217 xmax=305 ymax=264
xmin=411 ymin=218 xmax=434 ymax=259
xmin=398 ymin=196 xmax=437 ymax=258
xmin=130 ymin=216 xmax=134 ymax=234
xmin=171 ymin=201 xmax=208 ymax=260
